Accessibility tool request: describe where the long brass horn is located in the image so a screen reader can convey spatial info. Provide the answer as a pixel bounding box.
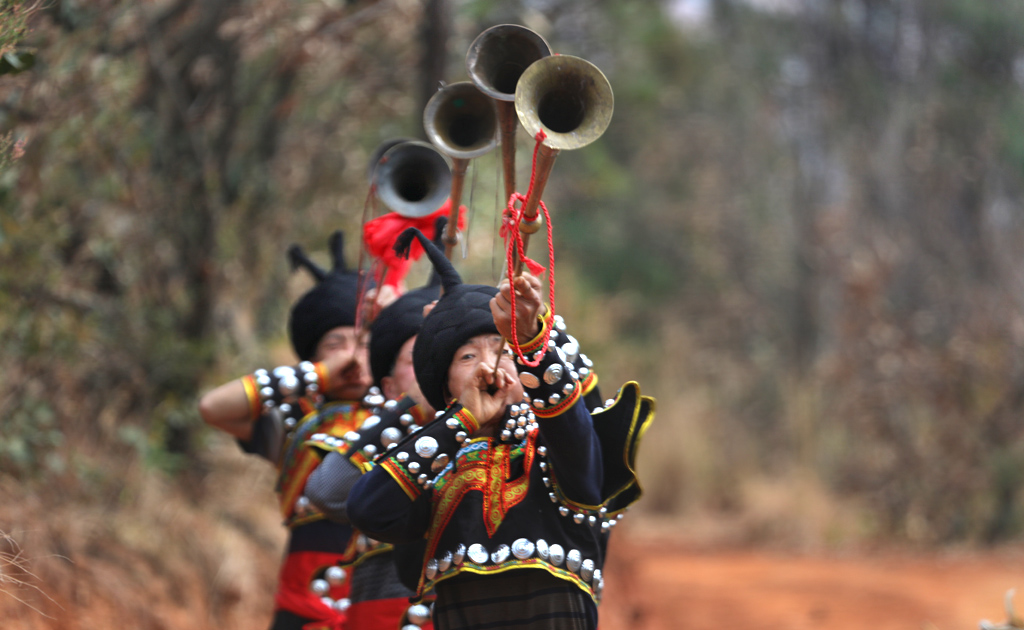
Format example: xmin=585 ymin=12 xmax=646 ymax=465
xmin=423 ymin=81 xmax=498 ymax=258
xmin=374 ymin=141 xmax=453 ymax=218
xmin=512 ymin=54 xmax=613 ymax=272
xmin=466 ymin=24 xmax=551 ymax=204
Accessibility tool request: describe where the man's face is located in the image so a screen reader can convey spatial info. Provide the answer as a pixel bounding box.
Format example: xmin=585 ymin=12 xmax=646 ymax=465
xmin=446 ymin=333 xmax=524 ymax=415
xmin=313 ymin=326 xmax=371 ymax=401
xmin=382 ymin=335 xmax=432 ymax=413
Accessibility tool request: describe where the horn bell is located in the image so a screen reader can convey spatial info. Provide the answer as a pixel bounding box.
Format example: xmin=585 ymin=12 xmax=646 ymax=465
xmin=423 ymin=82 xmax=498 ymax=160
xmin=466 ymin=24 xmax=551 ymax=102
xmin=374 ymin=141 xmax=452 ymax=218
xmin=514 ymin=54 xmax=614 ymax=152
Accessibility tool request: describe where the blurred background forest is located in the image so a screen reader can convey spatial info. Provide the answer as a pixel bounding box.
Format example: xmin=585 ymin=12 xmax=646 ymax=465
xmin=3 ymin=0 xmax=1024 ymax=627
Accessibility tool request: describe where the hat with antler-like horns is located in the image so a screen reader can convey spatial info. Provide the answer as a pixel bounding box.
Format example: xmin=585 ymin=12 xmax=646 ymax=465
xmin=368 ymin=216 xmax=449 ymax=388
xmin=391 ymin=226 xmax=499 ymax=412
xmin=287 ymin=231 xmax=363 ymax=361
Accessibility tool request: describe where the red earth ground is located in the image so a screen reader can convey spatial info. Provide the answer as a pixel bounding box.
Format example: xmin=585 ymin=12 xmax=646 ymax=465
xmin=2 ymin=522 xmax=1022 ymax=630
xmin=599 ymin=526 xmax=1024 ymax=630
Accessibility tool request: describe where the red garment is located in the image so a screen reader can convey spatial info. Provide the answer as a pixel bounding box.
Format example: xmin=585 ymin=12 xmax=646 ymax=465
xmin=348 ymin=596 xmax=434 ymax=630
xmin=275 ymin=550 xmax=351 ymax=630
xmin=363 ymin=201 xmax=466 ymax=289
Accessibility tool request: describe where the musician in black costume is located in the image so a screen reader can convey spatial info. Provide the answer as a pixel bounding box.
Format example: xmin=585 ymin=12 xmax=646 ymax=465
xmin=346 ymin=228 xmax=653 ymax=630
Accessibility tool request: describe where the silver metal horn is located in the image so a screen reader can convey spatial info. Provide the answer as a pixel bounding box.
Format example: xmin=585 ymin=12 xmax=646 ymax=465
xmin=374 ymin=141 xmax=452 ymax=218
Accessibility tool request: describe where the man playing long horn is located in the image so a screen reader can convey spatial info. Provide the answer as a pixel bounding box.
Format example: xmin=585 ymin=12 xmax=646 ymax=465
xmin=347 ymin=228 xmax=653 ymax=630
xmin=198 ymin=232 xmax=379 ymax=630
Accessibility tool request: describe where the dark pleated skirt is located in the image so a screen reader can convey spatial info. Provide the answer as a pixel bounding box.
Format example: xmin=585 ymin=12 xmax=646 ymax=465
xmin=432 ymin=570 xmax=597 ymax=630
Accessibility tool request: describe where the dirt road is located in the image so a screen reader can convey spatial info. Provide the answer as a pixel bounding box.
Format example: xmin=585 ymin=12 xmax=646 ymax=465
xmin=598 ymin=531 xmax=1023 ymax=630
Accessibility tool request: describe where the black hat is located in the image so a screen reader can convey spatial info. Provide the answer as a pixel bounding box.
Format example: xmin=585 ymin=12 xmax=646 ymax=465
xmin=287 ymin=231 xmax=362 ymax=361
xmin=368 ymin=217 xmax=447 ymax=387
xmin=392 ymin=227 xmax=498 ymax=412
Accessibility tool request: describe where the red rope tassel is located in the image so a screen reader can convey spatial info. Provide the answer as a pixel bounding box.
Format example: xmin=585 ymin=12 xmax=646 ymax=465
xmin=500 ymin=131 xmax=557 ymax=368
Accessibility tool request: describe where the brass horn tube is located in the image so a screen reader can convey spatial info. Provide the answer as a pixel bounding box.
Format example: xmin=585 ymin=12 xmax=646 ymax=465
xmin=466 ymin=24 xmax=551 ymax=204
xmin=424 ymin=81 xmax=498 ymax=259
xmin=512 ymin=54 xmax=614 ymax=274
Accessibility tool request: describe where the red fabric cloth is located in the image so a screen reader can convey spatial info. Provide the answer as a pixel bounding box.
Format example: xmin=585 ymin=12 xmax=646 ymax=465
xmin=363 ymin=201 xmax=466 ymax=289
xmin=347 ymin=597 xmax=434 ymax=630
xmin=274 ymin=550 xmax=351 ymax=630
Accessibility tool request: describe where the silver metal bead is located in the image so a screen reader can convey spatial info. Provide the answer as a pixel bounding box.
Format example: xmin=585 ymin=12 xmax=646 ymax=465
xmin=306 ymin=382 xmax=319 ymax=393
xmin=500 ymin=429 xmax=512 ymax=441
xmin=425 ymin=558 xmax=438 ymax=580
xmin=566 ymin=549 xmax=583 ymax=573
xmin=548 ymin=544 xmax=565 ymax=566
xmin=605 ymin=398 xmax=615 ymax=407
xmin=532 ymin=398 xmax=546 ymax=409
xmin=578 ymin=367 xmax=590 ymax=378
xmin=519 ymin=372 xmax=540 ymax=389
xmin=547 ymin=393 xmax=561 ymax=406
xmin=296 ymin=495 xmax=312 ymax=514
xmin=284 ymin=416 xmax=297 ymax=429
xmin=363 ymin=415 xmax=382 ymax=430
xmin=455 ymin=431 xmax=467 ymax=443
xmin=431 ymin=453 xmax=450 ymax=473
xmin=396 ymin=451 xmax=409 ymax=463
xmin=279 ymin=403 xmax=292 ymax=414
xmin=550 ymin=329 xmax=560 ymax=340
xmin=278 ymin=373 xmax=300 ymax=397
xmin=562 ymin=336 xmax=580 ymax=363
xmin=310 ymin=578 xmax=330 ymax=596
xmin=608 ymin=519 xmax=617 ymax=528
xmin=435 ymin=409 xmax=445 ymax=417
xmin=510 ymin=404 xmax=522 ymax=416
xmin=303 ymin=371 xmax=319 ymax=385
xmin=559 ymin=506 xmax=570 ymax=517
xmin=344 ymin=431 xmax=360 ymax=442
xmin=573 ymin=512 xmax=585 ymax=525
xmin=511 ymin=538 xmax=535 ymax=560
xmin=467 ymin=543 xmax=488 ymax=565
xmin=414 ymin=436 xmax=439 ymax=458
xmin=582 ymin=354 xmax=593 ymax=368
xmin=562 ymin=382 xmax=575 ymax=394
xmin=539 ymin=461 xmax=548 ymax=472
xmin=260 ymin=386 xmax=275 ymax=400
xmin=417 ymin=473 xmax=429 ymax=485
xmin=362 ymin=444 xmax=377 ymax=457
xmin=334 ymin=597 xmax=351 ymax=612
xmin=273 ymin=365 xmax=296 ymax=380
xmin=599 ymin=507 xmax=608 ymax=516
xmin=400 ymin=413 xmax=414 ymax=426
xmin=445 ymin=418 xmax=461 ymax=430
xmin=438 ymin=550 xmax=453 ymax=572
xmin=514 ymin=427 xmax=526 ymax=440
xmin=581 ymin=559 xmax=595 ymax=582
xmin=543 ymin=363 xmax=564 ymax=385
xmin=254 ymin=369 xmax=270 ymax=385
xmin=535 ymin=538 xmax=549 ymax=561
xmin=588 ymin=515 xmax=598 ymax=526
xmin=490 ymin=544 xmax=510 ymax=564
xmin=537 ymin=446 xmax=548 ymax=457
xmin=549 ymin=492 xmax=558 ymax=503
xmin=517 ymin=416 xmax=528 ymax=428
xmin=543 ymin=477 xmax=551 ymax=487
xmin=601 ymin=521 xmax=611 ymax=532
xmin=321 ymin=596 xmax=335 ymax=608
xmin=325 ymin=566 xmax=346 ymax=585
xmin=408 ymin=461 xmax=421 ymax=474
xmin=298 ymin=361 xmax=316 ymax=373
xmin=547 ymin=338 xmax=557 ymax=349
xmin=384 ymin=399 xmax=399 ymax=411
xmin=554 ymin=315 xmax=567 ymax=331
xmin=453 ymin=544 xmax=466 ymax=565
xmin=381 ymin=427 xmax=402 ymax=447
xmin=407 ymin=604 xmax=431 ymax=625
xmin=505 ymin=419 xmax=517 ymax=430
